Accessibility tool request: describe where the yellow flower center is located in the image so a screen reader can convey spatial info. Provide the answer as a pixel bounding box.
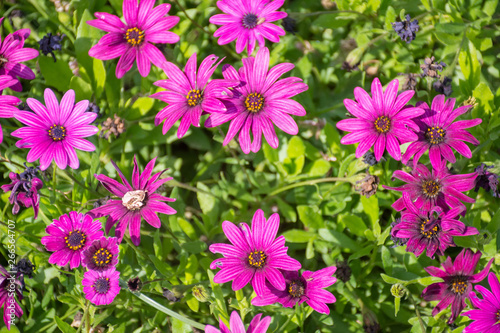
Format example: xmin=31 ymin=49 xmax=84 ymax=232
xmin=92 ymin=248 xmax=113 ymax=267
xmin=65 ymin=230 xmax=86 ymax=251
xmin=374 ymin=116 xmax=391 ymax=133
xmin=450 ymin=277 xmax=468 ymax=295
xmin=420 ymin=219 xmax=439 ymax=238
xmin=422 ymin=180 xmax=441 ymax=198
xmin=248 ymin=250 xmax=266 ymax=268
xmin=425 ymin=126 xmax=446 ymax=145
xmin=125 ymin=27 xmax=144 ymax=46
xmin=186 ymin=89 xmax=202 ymax=107
xmin=48 ymin=124 xmax=66 ymax=141
xmin=93 ymin=277 xmax=110 ymax=294
xmin=245 ymin=93 xmax=264 ymax=113
xmin=288 ymin=280 xmax=305 ymax=298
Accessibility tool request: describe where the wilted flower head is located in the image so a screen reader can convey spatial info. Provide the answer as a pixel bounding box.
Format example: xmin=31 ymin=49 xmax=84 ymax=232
xmin=474 ymin=163 xmax=499 ymax=197
xmin=38 ymin=33 xmax=65 ymax=62
xmin=434 ymin=76 xmax=453 ymax=96
xmin=209 ymin=0 xmax=287 ymax=54
xmin=127 ymin=277 xmax=142 ymax=292
xmin=422 ymin=249 xmax=493 ymax=323
xmin=421 ymin=56 xmax=446 ymax=78
xmin=1 ymin=166 xmax=43 ymax=219
xmin=205 ymin=311 xmax=271 ymax=333
xmin=87 ymin=0 xmax=180 ymax=78
xmin=392 ymin=14 xmax=419 ymax=43
xmin=355 ymin=173 xmax=379 ymax=198
xmin=100 ymin=114 xmax=126 ymax=139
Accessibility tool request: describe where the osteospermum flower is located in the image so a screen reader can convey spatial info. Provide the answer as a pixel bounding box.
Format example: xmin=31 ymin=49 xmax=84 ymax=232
xmin=252 ymin=267 xmax=337 ymax=314
xmin=87 ymin=0 xmax=180 ymax=78
xmin=82 ymin=267 xmax=120 ymax=306
xmin=462 ymin=273 xmax=500 ymax=333
xmin=151 ymin=53 xmax=236 ymax=138
xmin=209 ymin=209 xmax=301 ymax=296
xmin=91 ymin=156 xmax=176 ymax=246
xmin=422 ymin=249 xmax=493 ymax=323
xmin=205 ymin=311 xmax=271 ymax=333
xmin=383 ymin=159 xmax=477 ymax=213
xmin=336 ymin=78 xmax=424 ymax=161
xmin=205 ymin=47 xmax=308 ymax=154
xmin=0 ymin=266 xmax=24 ymax=330
xmin=209 ymin=0 xmax=287 ymax=54
xmin=402 ymin=95 xmax=482 ymax=168
xmin=0 ymin=18 xmax=39 ymax=91
xmin=11 ymin=89 xmax=98 ymax=170
xmin=1 ymin=166 xmax=43 ymax=219
xmin=82 ymin=237 xmax=119 ymax=272
xmin=392 ymin=193 xmax=478 ymax=258
xmin=0 ymin=75 xmax=20 ymax=142
xmin=41 ymin=212 xmax=104 ymax=269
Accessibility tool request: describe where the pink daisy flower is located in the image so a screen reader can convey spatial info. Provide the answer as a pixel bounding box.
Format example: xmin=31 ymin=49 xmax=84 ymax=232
xmin=0 ymin=75 xmax=21 ymax=143
xmin=252 ymin=266 xmax=337 ymax=314
xmin=462 ymin=272 xmax=500 ymax=333
xmin=205 ymin=311 xmax=271 ymax=333
xmin=402 ymin=95 xmax=482 ymax=169
xmin=151 ymin=53 xmax=236 ymax=138
xmin=336 ymin=78 xmax=425 ymax=161
xmin=82 ymin=267 xmax=121 ymax=306
xmin=209 ymin=209 xmax=301 ymax=296
xmin=87 ymin=0 xmax=180 ymax=78
xmin=41 ymin=211 xmax=104 ymax=269
xmin=0 ymin=266 xmax=24 ymax=330
xmin=0 ymin=18 xmax=39 ymax=91
xmin=391 ymin=192 xmax=478 ymax=258
xmin=11 ymin=88 xmax=98 ymax=170
xmin=209 ymin=0 xmax=287 ymax=55
xmin=383 ymin=159 xmax=477 ymax=213
xmin=91 ymin=156 xmax=176 ymax=246
xmin=205 ymin=47 xmax=308 ymax=154
xmin=82 ymin=236 xmax=119 ymax=272
xmin=422 ymin=249 xmax=493 ymax=324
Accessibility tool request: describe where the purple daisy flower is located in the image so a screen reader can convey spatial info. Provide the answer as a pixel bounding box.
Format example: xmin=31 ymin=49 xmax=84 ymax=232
xmin=0 ymin=266 xmax=24 ymax=330
xmin=462 ymin=272 xmax=500 ymax=333
xmin=87 ymin=0 xmax=180 ymax=78
xmin=383 ymin=159 xmax=477 ymax=213
xmin=422 ymin=249 xmax=494 ymax=324
xmin=205 ymin=47 xmax=308 ymax=154
xmin=252 ymin=266 xmax=337 ymax=314
xmin=41 ymin=211 xmax=104 ymax=269
xmin=1 ymin=167 xmax=43 ymax=219
xmin=82 ymin=236 xmax=119 ymax=272
xmin=209 ymin=209 xmax=301 ymax=296
xmin=0 ymin=75 xmax=21 ymax=142
xmin=0 ymin=18 xmax=39 ymax=92
xmin=11 ymin=89 xmax=98 ymax=170
xmin=205 ymin=311 xmax=271 ymax=333
xmin=151 ymin=53 xmax=236 ymax=138
xmin=209 ymin=0 xmax=287 ymax=55
xmin=336 ymin=78 xmax=424 ymax=161
xmin=91 ymin=156 xmax=176 ymax=246
xmin=391 ymin=192 xmax=478 ymax=258
xmin=402 ymin=95 xmax=482 ymax=168
xmin=82 ymin=267 xmax=120 ymax=306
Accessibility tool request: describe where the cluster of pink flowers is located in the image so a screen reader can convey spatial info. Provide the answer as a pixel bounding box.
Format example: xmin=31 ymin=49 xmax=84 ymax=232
xmin=337 ymin=78 xmax=492 ymax=325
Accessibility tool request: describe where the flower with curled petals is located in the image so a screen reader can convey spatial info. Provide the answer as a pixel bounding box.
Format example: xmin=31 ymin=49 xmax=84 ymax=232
xmin=210 ymin=0 xmax=287 ymax=54
xmin=0 ymin=266 xmax=24 ymax=330
xmin=0 ymin=75 xmax=21 ymax=142
xmin=205 ymin=311 xmax=271 ymax=333
xmin=205 ymin=47 xmax=308 ymax=154
xmin=462 ymin=272 xmax=500 ymax=333
xmin=11 ymin=88 xmax=98 ymax=170
xmin=422 ymin=249 xmax=493 ymax=324
xmin=151 ymin=53 xmax=236 ymax=138
xmin=87 ymin=0 xmax=180 ymax=78
xmin=91 ymin=156 xmax=176 ymax=246
xmin=336 ymin=78 xmax=424 ymax=161
xmin=402 ymin=94 xmax=482 ymax=169
xmin=252 ymin=267 xmax=337 ymax=314
xmin=209 ymin=209 xmax=301 ymax=296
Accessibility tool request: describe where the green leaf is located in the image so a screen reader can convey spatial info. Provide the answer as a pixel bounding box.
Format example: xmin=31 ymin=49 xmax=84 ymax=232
xmin=341 ymin=213 xmax=367 ymax=237
xmin=319 ymin=229 xmax=360 ymax=251
xmin=297 ymin=205 xmax=324 ymax=229
xmin=459 ymin=41 xmax=481 ymax=91
xmin=282 ymin=229 xmax=316 ymax=243
xmin=287 ymin=136 xmax=306 ymax=158
xmin=385 ymin=6 xmax=397 ymax=30
xmin=394 ymin=296 xmax=401 ymax=316
xmin=55 ymin=316 xmax=76 ymax=333
xmin=181 ymin=241 xmax=207 ymax=254
xmin=93 ymin=58 xmax=106 ymax=98
xmin=38 ymin=57 xmax=73 ymax=92
xmin=304 ymin=159 xmax=331 ymax=177
xmin=69 ymin=76 xmax=93 ymax=101
xmin=381 ymin=246 xmax=393 ymax=275
xmin=361 ymin=195 xmax=380 ymax=237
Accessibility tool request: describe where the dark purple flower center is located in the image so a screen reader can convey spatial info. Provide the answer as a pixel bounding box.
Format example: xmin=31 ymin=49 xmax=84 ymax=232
xmin=48 ymin=124 xmax=66 ymax=141
xmin=122 ymin=190 xmax=147 ymax=211
xmin=288 ymin=280 xmax=305 ymax=298
xmin=422 ymin=180 xmax=441 ymax=198
xmin=241 ymin=13 xmax=260 ymax=29
xmin=245 ymin=93 xmax=264 ymax=113
xmin=92 ymin=248 xmax=113 ymax=267
xmin=93 ymin=277 xmax=111 ymax=294
xmin=186 ymin=89 xmax=202 ymax=107
xmin=65 ymin=230 xmax=87 ymax=251
xmin=374 ymin=116 xmax=391 ymax=133
xmin=425 ymin=126 xmax=446 ymax=145
xmin=420 ymin=219 xmax=439 ymax=239
xmin=248 ymin=250 xmax=267 ymax=268
xmin=125 ymin=27 xmax=145 ymax=46
xmin=449 ymin=276 xmax=469 ymax=295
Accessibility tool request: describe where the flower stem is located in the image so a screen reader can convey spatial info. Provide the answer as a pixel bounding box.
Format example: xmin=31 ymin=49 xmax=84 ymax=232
xmin=268 ymin=177 xmax=351 ymax=196
xmin=408 ymin=293 xmax=426 ymax=333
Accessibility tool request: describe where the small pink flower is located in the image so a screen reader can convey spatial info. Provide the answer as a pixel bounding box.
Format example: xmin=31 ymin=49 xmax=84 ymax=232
xmin=82 ymin=268 xmax=121 ymax=305
xmin=205 ymin=311 xmax=271 ymax=333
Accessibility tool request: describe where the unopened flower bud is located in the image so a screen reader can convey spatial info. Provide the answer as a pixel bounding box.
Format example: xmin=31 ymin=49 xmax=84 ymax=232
xmin=192 ymin=285 xmax=210 ymax=302
xmin=391 ymin=283 xmax=406 ymax=298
